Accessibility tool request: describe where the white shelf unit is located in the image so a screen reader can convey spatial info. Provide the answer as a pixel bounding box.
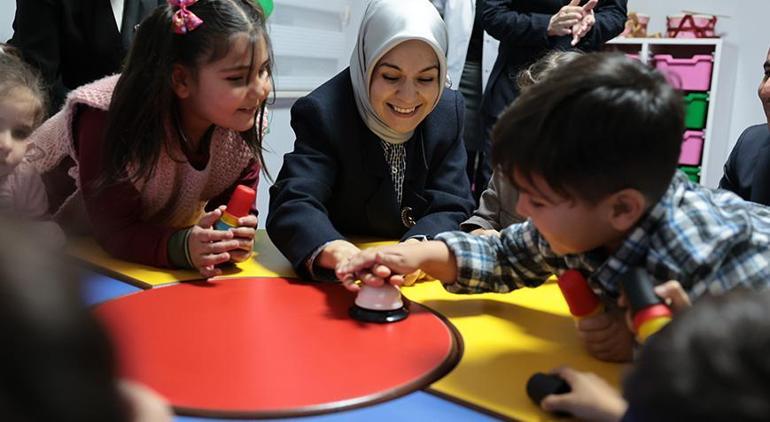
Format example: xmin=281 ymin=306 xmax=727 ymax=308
xmin=605 ymin=38 xmax=735 ymax=188
xmin=269 ymin=0 xmax=358 ymax=97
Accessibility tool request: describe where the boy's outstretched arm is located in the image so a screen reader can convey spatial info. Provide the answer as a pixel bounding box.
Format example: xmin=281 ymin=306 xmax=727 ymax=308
xmin=336 ymin=241 xmax=458 ymax=286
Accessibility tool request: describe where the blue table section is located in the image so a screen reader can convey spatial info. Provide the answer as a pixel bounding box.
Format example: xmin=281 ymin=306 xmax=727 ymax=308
xmin=81 ymin=272 xmax=142 ymax=306
xmin=176 ymin=391 xmax=498 ymax=422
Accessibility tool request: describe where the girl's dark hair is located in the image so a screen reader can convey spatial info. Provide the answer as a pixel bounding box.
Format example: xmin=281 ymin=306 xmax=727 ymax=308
xmin=623 ymin=289 xmax=770 ymax=422
xmin=492 ymin=52 xmax=684 ymax=204
xmin=103 ymin=0 xmax=273 ymax=186
xmin=0 ymin=44 xmax=48 ymax=127
xmin=0 ymin=217 xmax=127 ymax=421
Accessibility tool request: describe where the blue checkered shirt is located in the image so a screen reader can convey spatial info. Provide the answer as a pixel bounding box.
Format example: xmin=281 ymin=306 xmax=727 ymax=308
xmin=436 ymin=172 xmax=770 ymax=301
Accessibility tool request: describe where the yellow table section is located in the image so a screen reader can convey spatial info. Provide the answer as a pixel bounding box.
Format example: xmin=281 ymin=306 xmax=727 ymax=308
xmin=402 ymin=280 xmax=624 ymax=421
xmin=67 ymin=231 xmax=296 ymax=288
xmin=72 ymin=232 xmax=623 ymax=420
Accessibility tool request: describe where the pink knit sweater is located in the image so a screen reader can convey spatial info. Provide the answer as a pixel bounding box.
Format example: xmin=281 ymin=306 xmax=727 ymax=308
xmin=29 ymin=75 xmax=260 ymax=266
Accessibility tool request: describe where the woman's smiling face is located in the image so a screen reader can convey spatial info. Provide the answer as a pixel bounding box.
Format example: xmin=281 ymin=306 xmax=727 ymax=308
xmin=369 ymin=39 xmax=440 ymax=134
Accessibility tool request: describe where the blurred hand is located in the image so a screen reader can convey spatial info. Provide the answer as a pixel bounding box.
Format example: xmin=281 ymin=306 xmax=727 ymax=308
xmin=577 ymin=309 xmax=635 ymax=362
xmin=470 ymin=228 xmax=501 ymax=237
xmin=571 ymin=0 xmax=598 ymax=45
xmin=541 ymin=366 xmax=627 ymax=422
xmin=227 ymin=213 xmax=257 ymax=263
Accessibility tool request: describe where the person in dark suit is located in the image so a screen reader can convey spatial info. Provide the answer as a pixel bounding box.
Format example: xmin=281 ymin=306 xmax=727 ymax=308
xmin=267 ymin=0 xmax=475 ymax=282
xmin=9 ymin=0 xmax=163 ymax=113
xmin=476 ymin=0 xmax=627 ymax=191
xmin=719 ymin=48 xmax=770 ymax=205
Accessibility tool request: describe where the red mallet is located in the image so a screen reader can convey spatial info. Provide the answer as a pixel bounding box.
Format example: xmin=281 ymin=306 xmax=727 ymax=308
xmin=557 ymin=269 xmax=603 ymax=318
xmin=621 ymin=268 xmax=672 ymax=343
xmin=214 ymin=185 xmax=256 ymax=231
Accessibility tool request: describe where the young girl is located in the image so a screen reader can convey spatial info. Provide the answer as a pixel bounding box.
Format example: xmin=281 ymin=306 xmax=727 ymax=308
xmin=30 ymin=0 xmax=273 ymax=277
xmin=0 ymin=44 xmax=65 ymax=243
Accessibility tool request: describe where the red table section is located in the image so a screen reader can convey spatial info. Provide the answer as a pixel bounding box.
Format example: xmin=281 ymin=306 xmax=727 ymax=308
xmin=95 ymin=277 xmax=462 ymax=418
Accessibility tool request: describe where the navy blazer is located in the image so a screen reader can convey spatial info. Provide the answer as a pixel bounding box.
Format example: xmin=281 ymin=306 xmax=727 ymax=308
xmin=720 ymin=124 xmax=770 ymax=206
xmin=480 ymin=0 xmax=627 ymax=119
xmin=10 ymin=0 xmax=162 ymax=112
xmin=267 ymin=69 xmax=475 ymax=279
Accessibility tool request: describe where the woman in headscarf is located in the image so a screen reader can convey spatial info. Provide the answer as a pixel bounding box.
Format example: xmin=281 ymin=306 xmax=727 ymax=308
xmin=267 ymin=0 xmax=474 ymax=281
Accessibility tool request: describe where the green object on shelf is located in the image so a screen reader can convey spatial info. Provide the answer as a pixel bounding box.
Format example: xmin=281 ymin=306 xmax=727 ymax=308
xmin=679 ymin=166 xmax=700 ymax=182
xmin=256 ymin=0 xmax=273 ymax=18
xmin=684 ymin=92 xmax=708 ymax=130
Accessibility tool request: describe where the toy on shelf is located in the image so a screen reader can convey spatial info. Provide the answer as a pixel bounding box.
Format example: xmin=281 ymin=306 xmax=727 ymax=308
xmin=620 ymin=12 xmax=652 ymax=38
xmin=667 ymin=12 xmax=721 ymax=38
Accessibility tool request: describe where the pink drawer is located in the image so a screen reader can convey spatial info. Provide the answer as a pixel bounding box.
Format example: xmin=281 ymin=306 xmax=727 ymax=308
xmin=653 ymin=54 xmax=713 ymax=91
xmin=679 ymin=130 xmax=704 ymax=166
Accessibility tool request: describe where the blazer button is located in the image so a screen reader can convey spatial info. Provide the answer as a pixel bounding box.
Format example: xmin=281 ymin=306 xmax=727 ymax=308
xmin=401 ymin=206 xmax=416 ymax=228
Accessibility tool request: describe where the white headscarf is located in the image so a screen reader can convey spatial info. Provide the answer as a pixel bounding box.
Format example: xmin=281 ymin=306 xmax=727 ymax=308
xmin=350 ymin=0 xmax=449 ymax=145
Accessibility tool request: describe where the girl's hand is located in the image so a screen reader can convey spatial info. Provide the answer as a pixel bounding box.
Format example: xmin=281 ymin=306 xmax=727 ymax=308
xmin=548 ymin=0 xmax=583 ymax=36
xmin=576 ymin=309 xmax=635 ymax=363
xmin=228 ymin=214 xmax=257 ymax=263
xmin=188 ymin=206 xmax=240 ymax=278
xmin=540 ymin=366 xmax=627 ymax=422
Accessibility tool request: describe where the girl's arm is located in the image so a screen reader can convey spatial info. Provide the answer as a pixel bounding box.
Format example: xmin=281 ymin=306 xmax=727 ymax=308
xmin=77 ymin=107 xmax=178 ymax=267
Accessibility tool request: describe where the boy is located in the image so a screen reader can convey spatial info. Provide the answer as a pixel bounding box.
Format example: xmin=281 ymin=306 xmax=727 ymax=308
xmin=337 ymin=53 xmax=770 ymax=360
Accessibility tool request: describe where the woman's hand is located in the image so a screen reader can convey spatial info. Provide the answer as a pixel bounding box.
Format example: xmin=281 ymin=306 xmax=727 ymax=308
xmin=470 ymin=228 xmax=500 ymax=237
xmin=188 ymin=206 xmax=241 ymax=278
xmin=548 ymin=0 xmax=584 ymax=36
xmin=571 ymin=0 xmax=598 ymax=45
xmin=540 ymin=366 xmax=627 ymax=422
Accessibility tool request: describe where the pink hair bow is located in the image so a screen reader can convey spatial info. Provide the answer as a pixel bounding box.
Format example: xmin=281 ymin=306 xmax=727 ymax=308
xmin=169 ymin=0 xmax=203 ymax=34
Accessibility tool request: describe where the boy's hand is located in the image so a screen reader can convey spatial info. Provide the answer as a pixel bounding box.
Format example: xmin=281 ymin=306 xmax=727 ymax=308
xmin=577 ymin=309 xmax=635 ymax=362
xmin=189 ymin=206 xmax=240 ymax=278
xmin=470 ymin=228 xmax=501 ymax=237
xmin=336 ymin=243 xmax=423 ymax=288
xmin=227 ymin=214 xmax=257 ymax=263
xmin=548 ymin=0 xmax=584 ymax=36
xmin=540 ymin=366 xmax=627 ymax=422
xmin=619 ymin=279 xmax=691 ymax=332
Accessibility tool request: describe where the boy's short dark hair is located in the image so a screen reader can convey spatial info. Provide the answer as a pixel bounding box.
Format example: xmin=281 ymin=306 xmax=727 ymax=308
xmin=492 ymin=52 xmax=684 ymax=203
xmin=623 ymin=289 xmax=770 ymax=422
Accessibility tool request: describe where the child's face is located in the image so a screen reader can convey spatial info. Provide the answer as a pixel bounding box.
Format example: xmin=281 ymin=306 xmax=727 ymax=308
xmin=182 ymin=33 xmax=271 ymax=135
xmin=0 ymin=87 xmax=38 ymax=177
xmin=512 ymin=170 xmax=621 ymax=255
xmin=369 ymin=40 xmax=441 ymax=134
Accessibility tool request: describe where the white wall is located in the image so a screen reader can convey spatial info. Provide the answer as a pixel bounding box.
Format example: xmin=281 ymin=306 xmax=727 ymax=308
xmin=0 ymin=0 xmax=14 ymax=42
xmin=628 ymin=0 xmax=770 ymax=161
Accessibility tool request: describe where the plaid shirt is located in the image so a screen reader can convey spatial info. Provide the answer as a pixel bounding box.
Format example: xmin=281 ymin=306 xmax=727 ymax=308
xmin=436 ymin=171 xmax=770 ymax=302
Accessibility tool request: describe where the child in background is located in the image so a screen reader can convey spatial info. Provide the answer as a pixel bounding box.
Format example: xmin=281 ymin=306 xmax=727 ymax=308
xmin=29 ymin=0 xmax=273 ymax=277
xmin=539 ymin=287 xmax=770 ymax=422
xmin=338 ymin=53 xmax=770 ymax=362
xmin=461 ymin=50 xmax=582 ymax=236
xmin=0 ymin=217 xmax=171 ymax=421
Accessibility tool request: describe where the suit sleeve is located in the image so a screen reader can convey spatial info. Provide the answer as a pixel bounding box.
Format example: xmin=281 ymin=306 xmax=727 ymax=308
xmin=266 ymin=97 xmax=345 ymax=279
xmin=461 ymin=170 xmax=505 ymax=231
xmin=9 ymin=0 xmax=67 ymax=110
xmin=575 ymin=0 xmax=628 ymax=50
xmin=77 ymin=107 xmax=177 ymax=267
xmin=481 ymin=0 xmax=553 ymax=48
xmin=404 ymin=93 xmax=475 ymax=239
xmin=719 ymin=128 xmax=754 ymax=200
